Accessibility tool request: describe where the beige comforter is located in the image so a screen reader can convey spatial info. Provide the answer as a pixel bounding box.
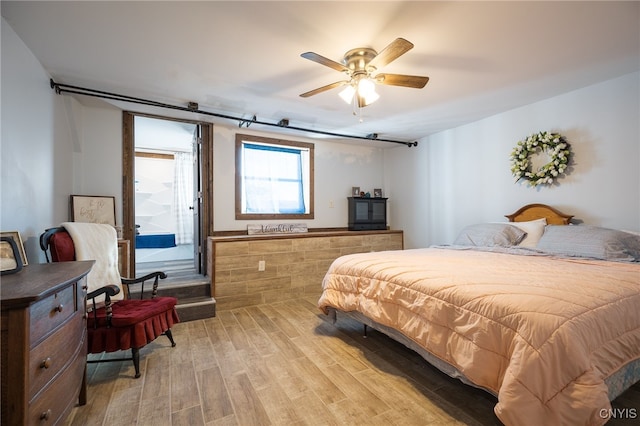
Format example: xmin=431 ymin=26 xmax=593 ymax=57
xmin=318 ymin=248 xmax=640 ymax=426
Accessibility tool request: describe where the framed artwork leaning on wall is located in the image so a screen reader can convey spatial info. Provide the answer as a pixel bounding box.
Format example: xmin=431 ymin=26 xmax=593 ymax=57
xmin=70 ymin=195 xmax=116 ymax=226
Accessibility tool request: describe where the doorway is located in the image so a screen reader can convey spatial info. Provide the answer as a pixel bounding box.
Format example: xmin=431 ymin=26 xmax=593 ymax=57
xmin=122 ymin=112 xmax=213 ymax=279
xmin=134 ymin=116 xmax=197 ymax=275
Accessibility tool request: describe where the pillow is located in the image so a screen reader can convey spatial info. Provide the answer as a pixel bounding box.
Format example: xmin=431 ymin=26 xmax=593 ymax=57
xmin=507 ymin=218 xmax=547 ymax=248
xmin=453 ymin=223 xmax=526 ymax=247
xmin=536 ymin=225 xmax=640 ymax=262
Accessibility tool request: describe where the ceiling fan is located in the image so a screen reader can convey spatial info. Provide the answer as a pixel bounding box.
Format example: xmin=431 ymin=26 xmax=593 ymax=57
xmin=299 ymin=38 xmax=429 ymax=108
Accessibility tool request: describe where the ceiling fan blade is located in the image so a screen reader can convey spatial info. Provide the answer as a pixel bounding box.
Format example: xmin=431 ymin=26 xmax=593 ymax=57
xmin=301 ymin=52 xmax=350 ymax=73
xmin=299 ymin=81 xmax=348 ymax=98
xmin=367 ymin=38 xmax=414 ymax=71
xmin=375 ymin=73 xmax=429 ymax=88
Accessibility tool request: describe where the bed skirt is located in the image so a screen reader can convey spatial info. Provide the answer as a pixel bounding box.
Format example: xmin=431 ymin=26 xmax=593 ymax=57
xmin=326 ymin=308 xmax=496 ymax=396
xmin=327 ymin=307 xmax=640 ymax=402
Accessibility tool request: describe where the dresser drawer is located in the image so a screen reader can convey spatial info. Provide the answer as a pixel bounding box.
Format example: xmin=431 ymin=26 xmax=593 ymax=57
xmin=29 ymin=312 xmax=86 ymax=399
xmin=28 ymin=338 xmax=86 ymax=425
xmin=30 ymin=284 xmax=77 ymax=346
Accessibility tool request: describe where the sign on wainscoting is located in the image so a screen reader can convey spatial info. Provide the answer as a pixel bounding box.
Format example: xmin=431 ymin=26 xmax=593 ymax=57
xmin=247 ymin=223 xmax=308 ymax=235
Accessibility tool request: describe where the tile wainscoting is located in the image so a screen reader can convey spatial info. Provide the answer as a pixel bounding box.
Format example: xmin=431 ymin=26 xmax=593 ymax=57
xmin=208 ymin=230 xmax=403 ymax=310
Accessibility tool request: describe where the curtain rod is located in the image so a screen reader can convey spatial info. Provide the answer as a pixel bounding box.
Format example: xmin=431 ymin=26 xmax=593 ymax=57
xmin=49 ymin=79 xmax=418 ymax=147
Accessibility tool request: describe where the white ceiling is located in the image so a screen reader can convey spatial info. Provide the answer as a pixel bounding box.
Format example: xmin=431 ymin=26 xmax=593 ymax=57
xmin=2 ymin=1 xmax=639 ymax=145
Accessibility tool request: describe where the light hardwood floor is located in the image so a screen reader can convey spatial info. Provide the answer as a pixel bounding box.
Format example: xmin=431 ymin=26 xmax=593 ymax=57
xmin=65 ymin=296 xmax=640 ymax=426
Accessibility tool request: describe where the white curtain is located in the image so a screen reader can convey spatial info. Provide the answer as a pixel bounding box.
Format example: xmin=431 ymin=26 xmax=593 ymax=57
xmin=173 ymin=151 xmax=193 ymax=244
xmin=243 ymin=143 xmax=305 ymax=214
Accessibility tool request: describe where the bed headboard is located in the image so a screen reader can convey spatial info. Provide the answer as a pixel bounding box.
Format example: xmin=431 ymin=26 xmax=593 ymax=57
xmin=505 ymin=204 xmax=573 ymax=225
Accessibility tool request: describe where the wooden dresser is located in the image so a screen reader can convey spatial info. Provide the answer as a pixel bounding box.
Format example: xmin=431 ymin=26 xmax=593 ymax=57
xmin=1 ymin=261 xmax=93 ymax=425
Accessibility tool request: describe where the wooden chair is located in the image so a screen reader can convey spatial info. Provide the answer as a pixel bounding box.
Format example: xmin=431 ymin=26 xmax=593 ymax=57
xmin=40 ymin=224 xmax=179 ymax=378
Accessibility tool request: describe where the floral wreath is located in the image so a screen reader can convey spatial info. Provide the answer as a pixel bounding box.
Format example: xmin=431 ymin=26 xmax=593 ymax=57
xmin=510 ymin=131 xmax=571 ymax=186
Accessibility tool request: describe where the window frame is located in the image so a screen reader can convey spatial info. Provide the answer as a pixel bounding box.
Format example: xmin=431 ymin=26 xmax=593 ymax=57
xmin=235 ymin=133 xmax=314 ymax=220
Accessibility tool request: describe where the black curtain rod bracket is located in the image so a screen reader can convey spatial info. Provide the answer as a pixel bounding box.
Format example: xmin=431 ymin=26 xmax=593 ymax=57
xmin=49 ymin=79 xmax=417 ymax=147
xmin=238 ymin=115 xmax=257 ymax=128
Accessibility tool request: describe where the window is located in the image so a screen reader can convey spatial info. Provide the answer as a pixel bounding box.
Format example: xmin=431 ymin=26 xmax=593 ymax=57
xmin=235 ymin=134 xmax=314 ymax=220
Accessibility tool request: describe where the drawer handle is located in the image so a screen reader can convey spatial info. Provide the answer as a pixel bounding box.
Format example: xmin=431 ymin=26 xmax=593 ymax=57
xmin=40 ymin=357 xmax=52 ymax=369
xmin=54 ymin=304 xmax=64 ymax=313
xmin=40 ymin=409 xmax=52 ymax=420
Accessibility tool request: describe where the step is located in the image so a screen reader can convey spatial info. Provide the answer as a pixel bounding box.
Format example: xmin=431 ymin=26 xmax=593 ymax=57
xmin=175 ymin=296 xmax=217 ymax=322
xmin=154 ymin=281 xmax=211 ymax=300
xmin=139 ymin=277 xmax=216 ymax=322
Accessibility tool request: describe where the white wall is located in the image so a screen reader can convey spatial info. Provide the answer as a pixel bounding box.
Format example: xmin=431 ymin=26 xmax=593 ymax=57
xmin=1 ymin=19 xmax=122 ymax=263
xmin=1 ymin=18 xmax=75 ymax=263
xmin=385 ymin=72 xmax=640 ymax=249
xmin=212 ymin=126 xmax=385 ymax=231
xmin=72 ymin=105 xmax=123 ymax=217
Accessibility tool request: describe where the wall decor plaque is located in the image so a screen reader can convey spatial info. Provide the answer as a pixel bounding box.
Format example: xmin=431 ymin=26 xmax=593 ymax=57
xmin=247 ymin=223 xmax=308 ymax=235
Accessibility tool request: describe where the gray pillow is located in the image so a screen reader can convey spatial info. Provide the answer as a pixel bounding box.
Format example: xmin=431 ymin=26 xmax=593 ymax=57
xmin=453 ymin=223 xmax=526 ymax=247
xmin=537 ymin=225 xmax=640 ymax=262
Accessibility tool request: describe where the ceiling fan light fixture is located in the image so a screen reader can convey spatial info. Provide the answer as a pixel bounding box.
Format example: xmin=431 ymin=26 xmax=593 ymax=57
xmin=339 ymin=77 xmax=380 ymax=107
xmin=357 ymin=77 xmax=375 ymax=97
xmin=357 ymin=77 xmax=379 ymax=106
xmin=364 ymin=88 xmax=380 ymax=105
xmin=339 ymin=84 xmax=356 ymax=104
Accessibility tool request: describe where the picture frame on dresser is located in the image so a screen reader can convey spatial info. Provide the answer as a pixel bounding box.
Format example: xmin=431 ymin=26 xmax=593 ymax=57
xmin=0 ymin=230 xmax=28 ymax=267
xmin=0 ymin=236 xmax=23 ymax=275
xmin=70 ymin=194 xmax=116 ymax=226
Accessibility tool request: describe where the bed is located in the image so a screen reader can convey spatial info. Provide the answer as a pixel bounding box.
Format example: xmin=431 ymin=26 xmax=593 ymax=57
xmin=318 ymin=204 xmax=640 ymax=426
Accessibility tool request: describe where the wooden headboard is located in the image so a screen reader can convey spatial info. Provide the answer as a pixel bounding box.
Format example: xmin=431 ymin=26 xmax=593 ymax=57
xmin=505 ymin=204 xmax=573 ymax=225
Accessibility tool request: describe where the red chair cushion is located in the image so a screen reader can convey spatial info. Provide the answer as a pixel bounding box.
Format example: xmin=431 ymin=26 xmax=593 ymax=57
xmin=88 ymin=297 xmax=178 ymax=328
xmin=87 ymin=297 xmax=179 ymax=353
xmin=50 ymin=231 xmax=76 ymax=262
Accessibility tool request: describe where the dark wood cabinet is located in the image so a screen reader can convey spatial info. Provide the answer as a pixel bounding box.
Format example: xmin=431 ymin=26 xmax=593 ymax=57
xmin=1 ymin=261 xmax=93 ymax=425
xmin=348 ymin=197 xmax=388 ymax=230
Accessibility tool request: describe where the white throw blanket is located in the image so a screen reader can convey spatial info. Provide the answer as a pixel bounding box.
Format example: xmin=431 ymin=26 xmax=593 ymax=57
xmin=62 ymin=222 xmax=123 ymax=303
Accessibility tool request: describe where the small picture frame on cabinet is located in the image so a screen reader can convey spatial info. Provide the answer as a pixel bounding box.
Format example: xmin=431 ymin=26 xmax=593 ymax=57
xmin=374 ymin=188 xmax=383 ymax=198
xmin=0 ymin=230 xmax=28 ymax=267
xmin=352 ymin=187 xmax=361 ymax=197
xmin=0 ymin=236 xmax=24 ymax=275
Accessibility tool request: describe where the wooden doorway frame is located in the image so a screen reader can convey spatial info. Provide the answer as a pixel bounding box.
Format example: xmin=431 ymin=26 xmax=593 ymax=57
xmin=122 ymin=111 xmax=214 ymax=277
